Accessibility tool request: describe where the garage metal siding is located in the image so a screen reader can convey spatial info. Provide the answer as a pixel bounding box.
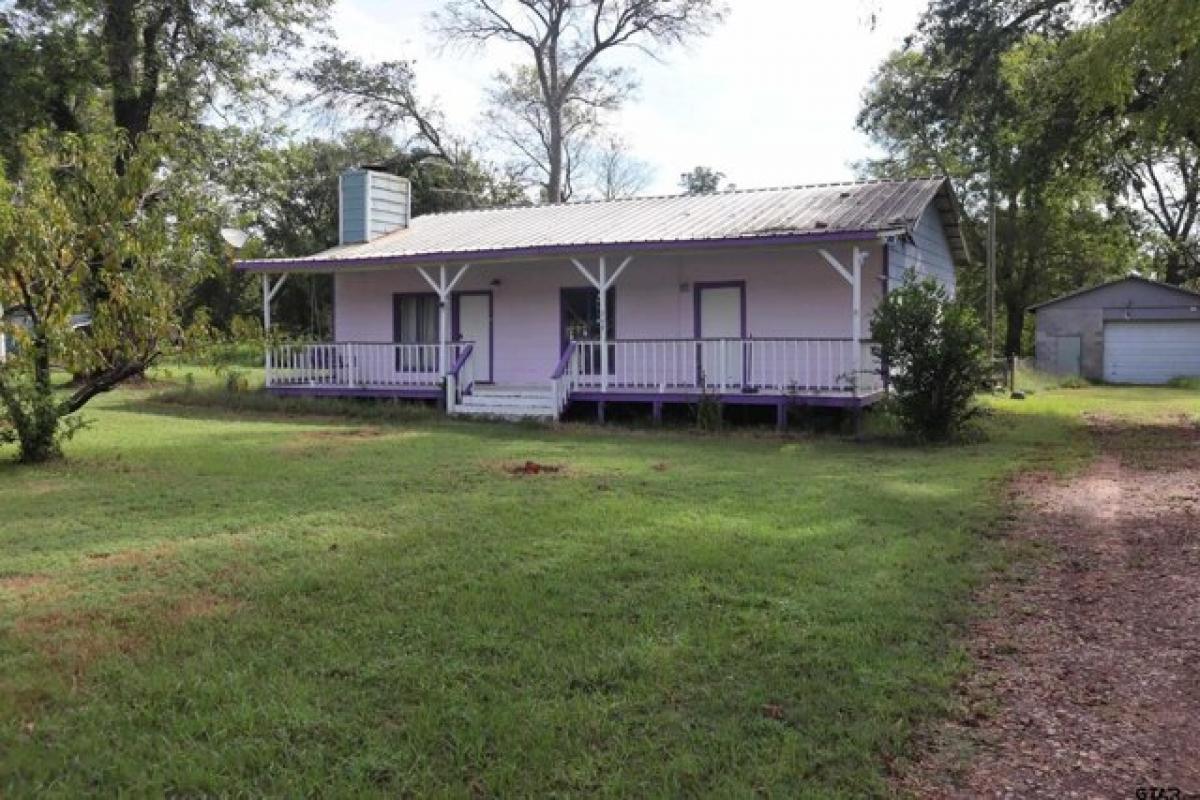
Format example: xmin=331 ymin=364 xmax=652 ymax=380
xmin=1103 ymin=321 xmax=1200 ymax=384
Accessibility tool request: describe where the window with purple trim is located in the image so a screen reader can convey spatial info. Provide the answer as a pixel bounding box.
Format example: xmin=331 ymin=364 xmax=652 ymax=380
xmin=561 ymin=286 xmax=615 ymax=374
xmin=393 ymin=293 xmax=438 ymax=372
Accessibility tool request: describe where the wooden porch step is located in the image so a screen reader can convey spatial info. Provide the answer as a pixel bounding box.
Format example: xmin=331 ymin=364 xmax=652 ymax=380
xmin=453 ymin=404 xmax=555 ymax=421
xmin=455 ymin=383 xmax=556 ymax=421
xmin=470 ymin=384 xmax=553 ymax=398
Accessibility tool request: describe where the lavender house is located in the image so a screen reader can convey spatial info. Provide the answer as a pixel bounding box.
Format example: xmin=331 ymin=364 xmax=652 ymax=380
xmin=235 ymin=171 xmax=967 ymax=424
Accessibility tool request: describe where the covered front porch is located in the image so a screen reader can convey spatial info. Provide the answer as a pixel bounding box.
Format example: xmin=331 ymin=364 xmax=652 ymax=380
xmin=256 ymin=241 xmax=889 ymax=423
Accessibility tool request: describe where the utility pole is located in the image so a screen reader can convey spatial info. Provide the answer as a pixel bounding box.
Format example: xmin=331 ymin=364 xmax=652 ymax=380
xmin=987 ymin=182 xmax=997 ymax=362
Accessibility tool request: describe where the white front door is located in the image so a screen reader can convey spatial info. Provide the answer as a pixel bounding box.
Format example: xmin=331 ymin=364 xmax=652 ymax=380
xmin=1104 ymin=321 xmax=1200 ymax=384
xmin=697 ymin=284 xmax=744 ymax=388
xmin=455 ymin=293 xmax=492 ymax=383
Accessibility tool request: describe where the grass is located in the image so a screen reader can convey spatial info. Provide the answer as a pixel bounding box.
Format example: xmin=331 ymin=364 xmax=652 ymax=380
xmin=1 ymin=381 xmax=1195 ymax=797
xmin=1166 ymin=374 xmax=1200 ymax=391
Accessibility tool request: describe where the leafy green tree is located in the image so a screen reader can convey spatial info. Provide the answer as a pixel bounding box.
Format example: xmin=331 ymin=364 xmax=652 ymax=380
xmin=858 ymin=6 xmax=1143 ymax=354
xmin=2 ymin=0 xmax=331 ymax=150
xmin=0 ymin=128 xmax=201 ymax=462
xmin=184 ymin=128 xmax=526 ymax=337
xmin=679 ymin=166 xmax=726 ymax=195
xmin=870 ymin=275 xmax=989 ymax=442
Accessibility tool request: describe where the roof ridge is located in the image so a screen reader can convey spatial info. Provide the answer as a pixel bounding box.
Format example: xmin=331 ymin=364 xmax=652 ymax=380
xmin=411 ymin=176 xmax=947 ymax=222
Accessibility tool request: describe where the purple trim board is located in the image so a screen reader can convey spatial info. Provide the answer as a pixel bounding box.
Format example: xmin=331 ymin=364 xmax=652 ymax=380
xmin=567 ymin=390 xmax=880 ymax=409
xmin=268 ymin=386 xmax=442 ymax=400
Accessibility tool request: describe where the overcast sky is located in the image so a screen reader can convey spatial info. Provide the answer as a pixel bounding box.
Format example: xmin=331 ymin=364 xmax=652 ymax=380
xmin=328 ymin=0 xmax=928 ymax=195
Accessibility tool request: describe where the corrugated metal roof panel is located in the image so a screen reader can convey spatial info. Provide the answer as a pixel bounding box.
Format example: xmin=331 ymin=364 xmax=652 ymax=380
xmin=237 ymin=177 xmax=967 ymax=270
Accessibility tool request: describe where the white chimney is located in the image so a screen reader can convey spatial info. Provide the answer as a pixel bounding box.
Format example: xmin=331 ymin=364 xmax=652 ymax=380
xmin=338 ymin=168 xmax=412 ymax=245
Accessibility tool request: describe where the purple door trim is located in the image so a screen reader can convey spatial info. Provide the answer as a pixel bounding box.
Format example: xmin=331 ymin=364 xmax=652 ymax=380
xmin=393 ymin=291 xmax=439 ymax=372
xmin=692 ymin=281 xmax=747 ymax=338
xmin=693 ymin=281 xmax=749 ymax=388
xmin=451 ymin=290 xmax=494 ymax=383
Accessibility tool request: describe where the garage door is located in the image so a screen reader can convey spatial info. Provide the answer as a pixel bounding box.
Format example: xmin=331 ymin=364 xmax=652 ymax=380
xmin=1103 ymin=321 xmax=1200 ymax=384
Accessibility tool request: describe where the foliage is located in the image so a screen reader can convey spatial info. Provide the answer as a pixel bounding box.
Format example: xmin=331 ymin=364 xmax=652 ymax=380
xmin=0 ymin=376 xmax=1127 ymax=794
xmin=860 ymin=0 xmax=1200 ymax=350
xmin=299 ymin=46 xmax=456 ymax=162
xmin=679 ymin=165 xmax=726 ymax=194
xmin=858 ymin=19 xmax=1143 ymax=356
xmin=870 ymin=275 xmax=990 ymax=441
xmin=693 ymin=385 xmax=723 ymax=431
xmin=180 ymin=127 xmax=526 ymax=337
xmin=590 ymin=137 xmax=654 ymax=200
xmin=0 ymin=126 xmax=199 ymax=462
xmin=1166 ymin=375 xmax=1200 ymax=391
xmin=432 ymin=0 xmax=726 ymax=202
xmin=1 ymin=0 xmax=331 ymax=163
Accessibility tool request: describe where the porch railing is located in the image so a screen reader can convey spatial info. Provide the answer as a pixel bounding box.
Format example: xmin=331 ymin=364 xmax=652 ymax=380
xmin=446 ymin=343 xmax=476 ymax=408
xmin=564 ymin=338 xmax=883 ymax=395
xmin=265 ymin=342 xmax=472 ymax=390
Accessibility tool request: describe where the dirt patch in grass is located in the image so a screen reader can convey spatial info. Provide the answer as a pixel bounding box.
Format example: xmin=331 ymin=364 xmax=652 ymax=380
xmin=897 ymin=415 xmax=1200 ymax=796
xmin=14 ymin=590 xmax=243 ymax=681
xmin=504 ymin=460 xmax=563 ymax=476
xmin=83 ymin=543 xmax=179 ymax=572
xmin=300 ymin=427 xmax=386 ymax=441
xmin=275 ymin=427 xmax=406 ymax=457
xmin=0 ymin=574 xmax=53 ymax=593
xmin=17 ymin=479 xmax=68 ymax=497
xmin=0 ymin=574 xmax=72 ymax=604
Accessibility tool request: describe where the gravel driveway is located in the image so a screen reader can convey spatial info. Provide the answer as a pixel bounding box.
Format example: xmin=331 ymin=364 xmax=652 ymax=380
xmin=899 ymin=413 xmax=1200 ymax=798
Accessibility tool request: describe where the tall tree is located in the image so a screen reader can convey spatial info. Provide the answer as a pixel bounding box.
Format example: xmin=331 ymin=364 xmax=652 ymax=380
xmin=186 ymin=128 xmax=526 ymax=337
xmin=299 ymin=47 xmax=458 ymax=166
xmin=1110 ymin=143 xmax=1200 ymax=285
xmin=858 ymin=2 xmax=1141 ymax=354
xmin=679 ymin=165 xmax=725 ymax=194
xmin=432 ymin=0 xmax=726 ymax=203
xmin=591 ymin=136 xmax=653 ymax=200
xmin=1052 ymin=0 xmax=1200 ymax=284
xmin=0 ymin=126 xmax=202 ymax=462
xmin=4 ymin=0 xmax=332 ymax=151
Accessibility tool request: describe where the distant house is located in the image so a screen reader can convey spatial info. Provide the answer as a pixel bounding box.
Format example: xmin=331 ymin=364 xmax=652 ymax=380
xmin=235 ymin=170 xmax=967 ymax=423
xmin=0 ymin=308 xmax=91 ymax=362
xmin=1031 ymin=275 xmax=1200 ymax=384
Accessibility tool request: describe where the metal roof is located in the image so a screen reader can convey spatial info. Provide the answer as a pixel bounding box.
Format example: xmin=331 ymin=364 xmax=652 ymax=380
xmin=1028 ymin=274 xmax=1200 ymax=311
xmin=236 ymin=176 xmax=968 ymax=272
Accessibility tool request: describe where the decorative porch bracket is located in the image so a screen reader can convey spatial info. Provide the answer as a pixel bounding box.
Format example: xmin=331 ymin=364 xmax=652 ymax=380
xmin=817 ymin=247 xmax=870 ymax=395
xmin=570 ymin=256 xmax=633 ymax=391
xmin=415 ymin=264 xmax=472 ymax=391
xmin=261 ymin=274 xmax=289 ymax=332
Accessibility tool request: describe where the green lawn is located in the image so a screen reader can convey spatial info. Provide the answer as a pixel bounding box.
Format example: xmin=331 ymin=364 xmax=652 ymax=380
xmin=0 ymin=383 xmax=1194 ymax=797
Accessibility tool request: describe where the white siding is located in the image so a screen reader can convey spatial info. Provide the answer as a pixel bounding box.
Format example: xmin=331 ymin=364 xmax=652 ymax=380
xmin=887 ymin=204 xmax=957 ymax=296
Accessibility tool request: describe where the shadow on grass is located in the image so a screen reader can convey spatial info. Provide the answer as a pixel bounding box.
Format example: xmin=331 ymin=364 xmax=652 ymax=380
xmin=1 ymin=434 xmax=1000 ymax=795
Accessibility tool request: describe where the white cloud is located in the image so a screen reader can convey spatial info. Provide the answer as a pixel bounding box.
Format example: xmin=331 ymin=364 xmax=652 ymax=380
xmin=329 ymin=0 xmax=926 ymax=193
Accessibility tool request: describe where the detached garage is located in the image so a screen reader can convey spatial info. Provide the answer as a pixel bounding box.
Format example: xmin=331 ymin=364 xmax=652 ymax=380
xmin=1031 ymin=276 xmax=1200 ymax=384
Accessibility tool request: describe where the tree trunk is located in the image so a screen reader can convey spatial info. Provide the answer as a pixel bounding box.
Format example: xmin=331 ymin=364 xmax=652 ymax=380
xmin=998 ymin=189 xmax=1022 ymax=356
xmin=1164 ymin=249 xmax=1187 ymax=285
xmin=1004 ymin=301 xmax=1025 ymax=358
xmin=546 ymin=105 xmax=564 ymax=203
xmin=20 ymin=334 xmax=63 ymax=463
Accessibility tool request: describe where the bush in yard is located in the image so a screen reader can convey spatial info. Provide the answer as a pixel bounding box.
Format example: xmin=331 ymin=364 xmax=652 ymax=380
xmin=870 ymin=275 xmax=989 ymax=442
